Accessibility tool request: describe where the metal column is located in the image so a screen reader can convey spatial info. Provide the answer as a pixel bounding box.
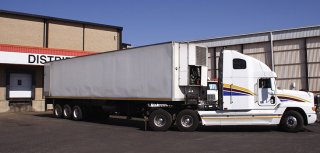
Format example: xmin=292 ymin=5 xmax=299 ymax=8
xmin=303 ymin=38 xmax=309 ymax=91
xmin=270 ymin=32 xmax=275 ymax=71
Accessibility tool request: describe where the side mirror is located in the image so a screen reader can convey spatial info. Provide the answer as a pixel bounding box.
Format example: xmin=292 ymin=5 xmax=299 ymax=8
xmin=270 ymin=96 xmax=276 ymax=104
xmin=290 ymin=82 xmax=296 ymax=90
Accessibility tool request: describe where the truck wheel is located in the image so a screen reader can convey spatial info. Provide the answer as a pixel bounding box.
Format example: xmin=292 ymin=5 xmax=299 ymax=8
xmin=280 ymin=110 xmax=304 ymax=132
xmin=148 ymin=109 xmax=172 ymax=131
xmin=72 ymin=105 xmax=84 ymax=121
xmin=176 ymin=109 xmax=199 ymax=132
xmin=53 ymin=104 xmax=63 ymax=118
xmin=63 ymin=104 xmax=72 ymax=119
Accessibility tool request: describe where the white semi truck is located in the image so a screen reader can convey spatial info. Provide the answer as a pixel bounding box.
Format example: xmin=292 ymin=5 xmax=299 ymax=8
xmin=44 ymin=42 xmax=317 ymax=132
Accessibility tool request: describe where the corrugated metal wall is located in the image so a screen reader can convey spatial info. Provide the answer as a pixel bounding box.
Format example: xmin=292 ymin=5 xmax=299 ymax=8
xmin=307 ymin=37 xmax=320 ymax=93
xmin=273 ymin=39 xmax=307 ymax=91
xmin=207 ymin=37 xmax=320 ymax=93
xmin=243 ymin=42 xmax=271 ymax=68
xmin=195 ymin=27 xmax=320 ymax=93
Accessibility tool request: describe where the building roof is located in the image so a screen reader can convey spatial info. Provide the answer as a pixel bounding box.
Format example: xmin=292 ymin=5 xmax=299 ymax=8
xmin=191 ymin=25 xmax=320 ymax=47
xmin=0 ymin=9 xmax=123 ymax=31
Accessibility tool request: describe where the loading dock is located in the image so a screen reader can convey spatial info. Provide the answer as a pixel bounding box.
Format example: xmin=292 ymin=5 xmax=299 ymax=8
xmin=0 ymin=44 xmax=93 ymax=112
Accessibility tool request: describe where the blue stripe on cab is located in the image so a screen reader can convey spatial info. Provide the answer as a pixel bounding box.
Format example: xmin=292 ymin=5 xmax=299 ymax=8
xmin=223 ymin=91 xmax=248 ymax=96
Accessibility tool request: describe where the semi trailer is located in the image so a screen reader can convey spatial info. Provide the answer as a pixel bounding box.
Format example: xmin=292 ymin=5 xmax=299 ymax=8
xmin=44 ymin=42 xmax=317 ymax=132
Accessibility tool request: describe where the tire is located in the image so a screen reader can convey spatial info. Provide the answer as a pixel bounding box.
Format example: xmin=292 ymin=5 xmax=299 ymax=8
xmin=72 ymin=105 xmax=84 ymax=121
xmin=148 ymin=109 xmax=172 ymax=131
xmin=280 ymin=110 xmax=304 ymax=132
xmin=176 ymin=109 xmax=199 ymax=132
xmin=63 ymin=104 xmax=72 ymax=119
xmin=53 ymin=104 xmax=63 ymax=118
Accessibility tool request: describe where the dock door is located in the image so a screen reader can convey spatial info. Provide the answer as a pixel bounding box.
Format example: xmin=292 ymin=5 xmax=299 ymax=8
xmin=7 ymin=73 xmax=33 ymax=100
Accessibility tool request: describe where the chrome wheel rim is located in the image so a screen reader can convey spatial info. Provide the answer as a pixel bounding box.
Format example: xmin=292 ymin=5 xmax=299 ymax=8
xmin=63 ymin=107 xmax=71 ymax=117
xmin=55 ymin=106 xmax=62 ymax=116
xmin=181 ymin=115 xmax=193 ymax=128
xmin=73 ymin=108 xmax=80 ymax=119
xmin=154 ymin=115 xmax=166 ymax=127
xmin=286 ymin=116 xmax=298 ymax=128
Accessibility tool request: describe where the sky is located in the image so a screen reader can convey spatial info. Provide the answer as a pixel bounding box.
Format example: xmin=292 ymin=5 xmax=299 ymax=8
xmin=1 ymin=0 xmax=320 ymax=47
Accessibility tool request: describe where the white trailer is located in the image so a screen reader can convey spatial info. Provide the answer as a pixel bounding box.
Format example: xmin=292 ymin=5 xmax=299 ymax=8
xmin=44 ymin=42 xmax=317 ymax=132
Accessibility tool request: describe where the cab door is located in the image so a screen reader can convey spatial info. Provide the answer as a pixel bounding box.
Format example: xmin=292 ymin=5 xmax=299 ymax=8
xmin=258 ymin=78 xmax=276 ymax=106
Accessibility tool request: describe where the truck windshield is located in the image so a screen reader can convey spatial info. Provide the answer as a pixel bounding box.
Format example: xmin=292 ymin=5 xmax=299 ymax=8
xmin=208 ymin=83 xmax=218 ymax=90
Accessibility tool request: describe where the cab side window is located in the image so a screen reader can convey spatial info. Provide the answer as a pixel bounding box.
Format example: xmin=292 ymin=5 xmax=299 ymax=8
xmin=259 ymin=79 xmax=271 ymax=88
xmin=233 ymin=58 xmax=246 ymax=69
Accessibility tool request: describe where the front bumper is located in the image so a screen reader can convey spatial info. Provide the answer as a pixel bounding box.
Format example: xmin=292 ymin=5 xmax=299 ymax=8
xmin=307 ymin=113 xmax=317 ymax=124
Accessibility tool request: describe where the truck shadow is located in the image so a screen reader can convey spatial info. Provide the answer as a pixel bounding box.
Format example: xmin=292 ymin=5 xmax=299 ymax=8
xmin=34 ymin=113 xmax=145 ymax=130
xmin=33 ymin=113 xmax=312 ymax=133
xmin=197 ymin=125 xmax=280 ymax=132
xmin=197 ymin=125 xmax=314 ymax=133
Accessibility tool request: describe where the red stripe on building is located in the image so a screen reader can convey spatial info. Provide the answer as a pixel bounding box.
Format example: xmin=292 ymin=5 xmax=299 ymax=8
xmin=0 ymin=44 xmax=95 ymax=56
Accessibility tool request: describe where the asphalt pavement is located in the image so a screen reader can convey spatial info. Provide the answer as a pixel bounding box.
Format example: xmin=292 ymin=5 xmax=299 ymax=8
xmin=0 ymin=112 xmax=319 ymax=153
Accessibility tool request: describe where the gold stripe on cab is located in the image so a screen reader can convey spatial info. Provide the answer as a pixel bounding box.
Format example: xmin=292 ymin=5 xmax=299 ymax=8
xmin=202 ymin=116 xmax=282 ymax=120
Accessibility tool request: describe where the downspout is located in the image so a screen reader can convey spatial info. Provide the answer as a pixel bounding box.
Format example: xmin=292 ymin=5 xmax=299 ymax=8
xmin=270 ymin=32 xmax=275 ymax=71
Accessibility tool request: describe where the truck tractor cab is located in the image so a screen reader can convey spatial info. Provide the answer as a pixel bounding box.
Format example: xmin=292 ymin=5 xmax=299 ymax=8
xmin=197 ymin=49 xmax=316 ymax=132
